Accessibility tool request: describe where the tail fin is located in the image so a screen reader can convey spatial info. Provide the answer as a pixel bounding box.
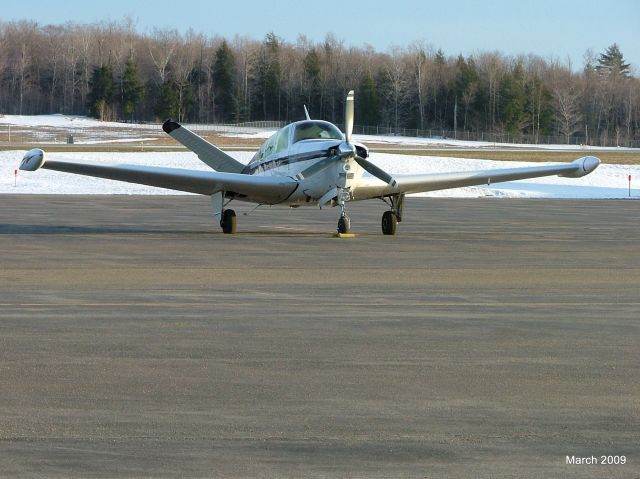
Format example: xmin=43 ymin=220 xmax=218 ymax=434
xmin=162 ymin=120 xmax=245 ymax=174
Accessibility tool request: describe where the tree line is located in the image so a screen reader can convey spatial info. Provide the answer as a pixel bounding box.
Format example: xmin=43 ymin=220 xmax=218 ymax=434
xmin=1 ymin=19 xmax=638 ymax=146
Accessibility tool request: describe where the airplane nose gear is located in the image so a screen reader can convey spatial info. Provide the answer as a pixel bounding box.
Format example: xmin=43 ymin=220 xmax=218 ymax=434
xmin=337 ymin=208 xmax=351 ymax=234
xmin=336 ymin=188 xmax=351 ymax=234
xmin=337 ymin=215 xmax=350 ymax=234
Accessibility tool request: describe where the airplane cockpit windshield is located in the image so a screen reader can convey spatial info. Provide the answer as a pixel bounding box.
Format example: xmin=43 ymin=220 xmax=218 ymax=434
xmin=249 ymin=120 xmax=344 ymax=165
xmin=293 ymin=121 xmax=343 ymax=143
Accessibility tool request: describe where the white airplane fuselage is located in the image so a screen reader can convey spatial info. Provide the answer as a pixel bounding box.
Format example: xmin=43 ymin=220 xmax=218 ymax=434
xmin=239 ymin=120 xmax=369 ymax=206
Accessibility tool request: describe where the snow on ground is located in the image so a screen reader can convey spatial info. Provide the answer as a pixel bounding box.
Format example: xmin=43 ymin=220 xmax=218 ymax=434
xmin=3 ymin=114 xmax=637 ymax=150
xmin=1 ymin=149 xmax=638 ymax=198
xmin=0 ymin=114 xmax=142 ymax=130
xmin=352 ymin=133 xmax=637 ymax=151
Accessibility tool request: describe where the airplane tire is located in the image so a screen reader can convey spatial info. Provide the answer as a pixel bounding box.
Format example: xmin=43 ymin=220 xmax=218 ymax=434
xmin=337 ymin=216 xmax=350 ymax=234
xmin=381 ymin=211 xmax=397 ymax=235
xmin=221 ymin=209 xmax=237 ymax=234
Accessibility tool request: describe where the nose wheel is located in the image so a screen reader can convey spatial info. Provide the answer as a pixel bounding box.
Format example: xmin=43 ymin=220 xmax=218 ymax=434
xmin=337 ymin=214 xmax=351 ymax=234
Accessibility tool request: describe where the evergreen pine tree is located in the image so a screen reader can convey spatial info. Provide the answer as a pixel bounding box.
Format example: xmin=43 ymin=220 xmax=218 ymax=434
xmin=253 ymin=33 xmax=282 ymax=120
xmin=596 ymin=44 xmax=630 ymax=78
xmin=213 ymin=40 xmax=238 ymax=122
xmin=189 ymin=58 xmax=208 ymax=122
xmin=500 ymin=62 xmax=527 ymax=135
xmin=121 ymin=58 xmax=144 ymax=121
xmin=303 ymin=48 xmax=322 ymax=117
xmin=454 ymin=55 xmax=479 ymax=131
xmin=155 ymin=80 xmax=180 ymax=120
xmin=359 ymin=73 xmax=380 ymax=126
xmin=87 ymin=64 xmax=114 ymax=120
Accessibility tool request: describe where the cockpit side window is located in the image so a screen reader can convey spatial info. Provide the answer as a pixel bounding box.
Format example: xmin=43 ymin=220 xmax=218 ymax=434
xmin=250 ymin=125 xmax=291 ymax=164
xmin=293 ymin=121 xmax=343 ymax=143
xmin=275 ymin=125 xmax=291 ymax=153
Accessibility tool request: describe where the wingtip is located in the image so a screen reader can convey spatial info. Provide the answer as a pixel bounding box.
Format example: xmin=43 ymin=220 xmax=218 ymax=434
xmin=576 ymin=156 xmax=600 ymax=175
xmin=583 ymin=156 xmax=600 ymax=173
xmin=561 ymin=156 xmax=601 ymax=178
xmin=162 ymin=119 xmax=181 ymax=134
xmin=20 ymin=148 xmax=46 ymax=171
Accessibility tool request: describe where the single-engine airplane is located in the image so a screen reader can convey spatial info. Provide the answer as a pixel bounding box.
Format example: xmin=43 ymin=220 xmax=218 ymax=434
xmin=20 ymin=90 xmax=600 ymax=235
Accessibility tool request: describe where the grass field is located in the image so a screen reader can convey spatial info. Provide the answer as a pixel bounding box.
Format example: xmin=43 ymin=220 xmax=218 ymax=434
xmin=3 ymin=142 xmax=639 ymax=165
xmin=368 ymin=146 xmax=640 ymax=164
xmin=1 ymin=123 xmax=638 ymax=164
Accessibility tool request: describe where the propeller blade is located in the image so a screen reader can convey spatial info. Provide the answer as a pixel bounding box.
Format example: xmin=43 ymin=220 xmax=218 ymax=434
xmin=344 ymin=90 xmax=354 ymax=144
xmin=355 ymin=156 xmax=398 ymax=187
xmin=294 ymin=156 xmax=335 ymax=181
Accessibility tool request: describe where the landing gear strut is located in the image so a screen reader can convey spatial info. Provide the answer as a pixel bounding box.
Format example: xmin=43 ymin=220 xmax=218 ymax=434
xmin=381 ymin=193 xmax=405 ymax=236
xmin=336 ymin=189 xmax=351 ymax=234
xmin=212 ymin=191 xmax=237 ymax=234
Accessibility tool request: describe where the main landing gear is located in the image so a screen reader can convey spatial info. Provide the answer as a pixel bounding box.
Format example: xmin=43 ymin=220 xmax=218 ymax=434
xmin=380 ymin=193 xmax=405 ymax=236
xmin=220 ymin=208 xmax=237 ymax=234
xmin=381 ymin=210 xmax=397 ymax=235
xmin=212 ymin=191 xmax=237 ymax=234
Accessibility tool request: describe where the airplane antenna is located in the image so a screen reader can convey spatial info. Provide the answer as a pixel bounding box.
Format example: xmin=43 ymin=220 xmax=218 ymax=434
xmin=243 ymin=203 xmax=263 ymax=216
xmin=303 ymin=105 xmax=311 ymax=120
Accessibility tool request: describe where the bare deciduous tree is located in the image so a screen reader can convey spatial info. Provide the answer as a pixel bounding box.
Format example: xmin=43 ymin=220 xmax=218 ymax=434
xmin=0 ymin=19 xmax=637 ymax=146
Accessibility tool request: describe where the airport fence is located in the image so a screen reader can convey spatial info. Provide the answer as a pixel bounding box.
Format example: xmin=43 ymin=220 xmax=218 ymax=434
xmin=348 ymin=125 xmax=640 ymax=149
xmin=0 ymin=120 xmax=284 ymax=145
xmin=1 ymin=118 xmax=638 ymax=148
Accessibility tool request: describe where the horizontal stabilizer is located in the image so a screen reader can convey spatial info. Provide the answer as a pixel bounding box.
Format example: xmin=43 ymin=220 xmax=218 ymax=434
xmin=162 ymin=120 xmax=245 ymax=174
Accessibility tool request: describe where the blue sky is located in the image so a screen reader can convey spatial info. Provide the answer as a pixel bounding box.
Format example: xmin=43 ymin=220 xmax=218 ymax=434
xmin=3 ymin=0 xmax=638 ymax=71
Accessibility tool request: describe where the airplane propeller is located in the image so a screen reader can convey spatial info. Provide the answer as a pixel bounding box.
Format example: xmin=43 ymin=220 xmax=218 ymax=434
xmin=296 ymin=90 xmax=397 ymax=187
xmin=344 ymin=90 xmax=354 ymax=144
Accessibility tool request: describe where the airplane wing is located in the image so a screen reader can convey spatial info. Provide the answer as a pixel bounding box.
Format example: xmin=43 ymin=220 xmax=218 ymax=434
xmin=352 ymin=156 xmax=600 ymax=200
xmin=19 ymin=149 xmax=297 ymax=204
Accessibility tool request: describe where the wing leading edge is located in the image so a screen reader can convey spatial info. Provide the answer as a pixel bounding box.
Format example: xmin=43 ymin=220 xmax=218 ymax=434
xmin=20 ymin=149 xmax=297 ymax=204
xmin=352 ymin=156 xmax=600 ymax=200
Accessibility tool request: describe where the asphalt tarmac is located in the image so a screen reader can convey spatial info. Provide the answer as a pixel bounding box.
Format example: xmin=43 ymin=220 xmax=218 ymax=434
xmin=1 ymin=195 xmax=638 ymax=478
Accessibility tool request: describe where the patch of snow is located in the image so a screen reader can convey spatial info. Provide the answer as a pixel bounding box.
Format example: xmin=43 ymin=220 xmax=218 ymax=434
xmin=2 ymin=114 xmax=638 ymax=152
xmin=0 ymin=114 xmax=144 ymax=130
xmin=2 ymin=150 xmax=638 ymax=199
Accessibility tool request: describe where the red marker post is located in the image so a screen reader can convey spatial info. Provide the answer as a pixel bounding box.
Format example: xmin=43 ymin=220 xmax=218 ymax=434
xmin=14 ymin=168 xmax=18 ymax=187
